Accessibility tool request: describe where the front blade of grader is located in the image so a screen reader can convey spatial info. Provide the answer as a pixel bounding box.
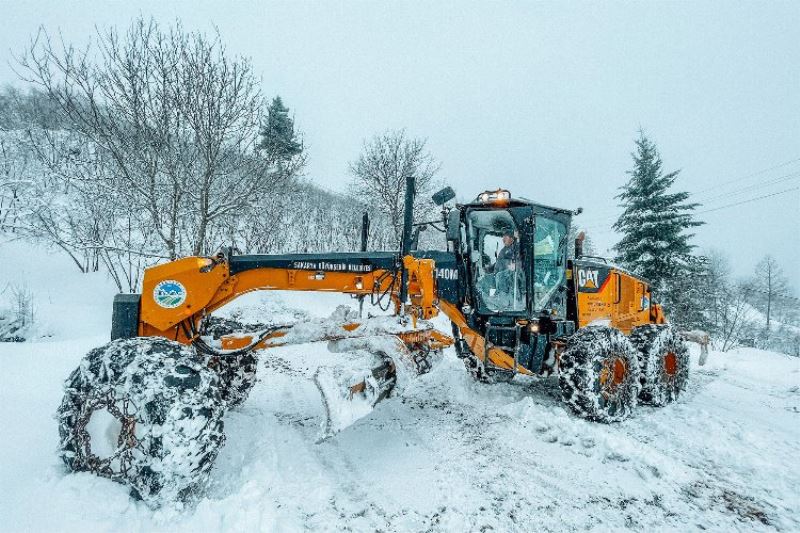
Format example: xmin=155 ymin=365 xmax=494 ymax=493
xmin=208 ymin=311 xmax=451 ymax=438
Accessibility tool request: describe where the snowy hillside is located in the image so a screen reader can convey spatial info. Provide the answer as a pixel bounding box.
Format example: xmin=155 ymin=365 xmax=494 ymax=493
xmin=0 ymin=245 xmax=798 ymax=532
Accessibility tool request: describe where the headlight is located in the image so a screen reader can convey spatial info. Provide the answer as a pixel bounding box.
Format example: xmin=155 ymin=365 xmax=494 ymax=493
xmin=478 ymin=189 xmax=511 ymax=204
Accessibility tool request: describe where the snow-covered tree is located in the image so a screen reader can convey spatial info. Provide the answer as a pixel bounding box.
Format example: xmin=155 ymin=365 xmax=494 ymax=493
xmin=718 ymin=279 xmax=760 ymax=352
xmin=613 ymin=132 xmax=703 ymax=320
xmin=232 ymin=95 xmax=307 ymax=251
xmin=751 ymin=255 xmax=790 ymax=329
xmin=17 ymin=18 xmax=288 ymax=260
xmin=667 ymin=254 xmax=712 ymax=331
xmin=257 ymin=96 xmax=303 ymax=163
xmin=349 ymin=129 xmax=442 ymax=247
xmin=0 ymin=86 xmax=68 ymax=131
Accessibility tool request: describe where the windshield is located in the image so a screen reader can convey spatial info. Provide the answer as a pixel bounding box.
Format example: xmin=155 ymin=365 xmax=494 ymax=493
xmin=533 ymin=216 xmax=567 ymax=311
xmin=467 ymin=209 xmax=527 ymax=313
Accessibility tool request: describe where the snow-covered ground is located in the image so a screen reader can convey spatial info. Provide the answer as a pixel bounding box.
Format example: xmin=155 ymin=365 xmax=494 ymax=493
xmin=1 ymin=244 xmax=799 ymax=532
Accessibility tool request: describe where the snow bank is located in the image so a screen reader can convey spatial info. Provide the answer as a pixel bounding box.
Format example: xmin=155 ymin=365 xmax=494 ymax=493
xmin=0 ymin=241 xmax=118 ymax=340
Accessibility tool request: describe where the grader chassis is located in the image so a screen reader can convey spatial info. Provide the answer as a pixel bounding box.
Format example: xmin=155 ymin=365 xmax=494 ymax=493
xmin=57 ymin=181 xmax=690 ymax=505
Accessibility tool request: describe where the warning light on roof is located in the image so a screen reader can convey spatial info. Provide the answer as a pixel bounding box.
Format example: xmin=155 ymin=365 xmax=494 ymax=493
xmin=478 ymin=189 xmax=511 ymax=205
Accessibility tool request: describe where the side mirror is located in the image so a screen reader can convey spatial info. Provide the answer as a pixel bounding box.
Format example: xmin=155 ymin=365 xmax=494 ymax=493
xmin=432 ymin=186 xmax=456 ymax=206
xmin=446 ymin=210 xmax=460 ymax=241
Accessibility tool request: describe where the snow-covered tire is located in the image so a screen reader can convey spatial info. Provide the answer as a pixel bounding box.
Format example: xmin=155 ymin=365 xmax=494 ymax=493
xmin=202 ymin=316 xmax=259 ymax=408
xmin=206 ymin=352 xmax=258 ymax=408
xmin=559 ymin=326 xmax=641 ymax=422
xmin=630 ymin=324 xmax=689 ymax=406
xmin=57 ymin=338 xmax=226 ymax=506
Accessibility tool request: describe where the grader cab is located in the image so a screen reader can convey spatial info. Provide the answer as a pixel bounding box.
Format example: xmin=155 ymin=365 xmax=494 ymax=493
xmin=58 ymin=182 xmax=689 ymax=506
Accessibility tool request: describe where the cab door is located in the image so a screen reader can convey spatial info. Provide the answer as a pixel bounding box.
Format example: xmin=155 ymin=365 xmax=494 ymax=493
xmin=612 ymin=271 xmax=638 ymax=334
xmin=609 ymin=272 xmax=652 ymax=334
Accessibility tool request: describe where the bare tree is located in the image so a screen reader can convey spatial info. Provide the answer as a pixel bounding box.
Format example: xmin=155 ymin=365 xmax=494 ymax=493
xmin=0 ymin=132 xmax=34 ymax=233
xmin=349 ymin=129 xmax=441 ymax=247
xmin=719 ymin=280 xmax=759 ymax=352
xmin=567 ymin=224 xmax=597 ymax=259
xmin=0 ymin=283 xmax=35 ymax=342
xmin=702 ymin=248 xmax=733 ymax=336
xmin=752 ymin=255 xmax=790 ymax=329
xmin=16 ymin=18 xmax=289 ymax=262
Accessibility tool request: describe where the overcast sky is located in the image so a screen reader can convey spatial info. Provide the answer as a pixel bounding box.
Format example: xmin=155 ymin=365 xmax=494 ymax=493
xmin=2 ymin=1 xmax=798 ymax=277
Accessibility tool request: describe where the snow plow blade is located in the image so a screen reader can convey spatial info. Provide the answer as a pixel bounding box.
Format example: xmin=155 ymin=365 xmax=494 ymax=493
xmin=209 ymin=311 xmax=451 ymax=438
xmin=314 ymin=352 xmax=396 ymax=438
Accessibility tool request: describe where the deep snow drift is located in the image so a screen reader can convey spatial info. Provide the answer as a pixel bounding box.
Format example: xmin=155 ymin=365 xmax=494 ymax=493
xmin=0 ymin=244 xmax=798 ymax=532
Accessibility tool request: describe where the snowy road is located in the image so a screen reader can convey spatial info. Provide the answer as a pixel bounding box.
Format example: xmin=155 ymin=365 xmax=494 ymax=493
xmin=1 ymin=292 xmax=799 ymax=532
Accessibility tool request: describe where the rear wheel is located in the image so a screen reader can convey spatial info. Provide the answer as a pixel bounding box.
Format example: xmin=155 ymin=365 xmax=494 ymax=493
xmin=57 ymin=338 xmax=226 ymax=506
xmin=630 ymin=324 xmax=689 ymax=406
xmin=559 ymin=326 xmax=641 ymax=422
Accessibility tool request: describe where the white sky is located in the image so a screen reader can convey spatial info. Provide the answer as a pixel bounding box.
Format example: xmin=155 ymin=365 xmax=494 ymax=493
xmin=2 ymin=1 xmax=798 ymax=278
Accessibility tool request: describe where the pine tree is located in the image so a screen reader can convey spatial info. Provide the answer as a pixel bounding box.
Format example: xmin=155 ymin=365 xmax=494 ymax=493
xmin=257 ymin=96 xmax=302 ymax=162
xmin=613 ymin=132 xmax=703 ymax=318
xmin=667 ymin=254 xmax=711 ymax=331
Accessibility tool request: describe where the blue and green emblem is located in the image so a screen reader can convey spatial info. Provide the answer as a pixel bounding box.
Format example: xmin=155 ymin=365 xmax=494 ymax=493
xmin=153 ymin=280 xmax=187 ymax=309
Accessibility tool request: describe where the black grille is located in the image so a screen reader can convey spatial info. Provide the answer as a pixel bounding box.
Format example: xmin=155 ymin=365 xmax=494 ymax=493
xmin=487 ymin=327 xmax=517 ymax=349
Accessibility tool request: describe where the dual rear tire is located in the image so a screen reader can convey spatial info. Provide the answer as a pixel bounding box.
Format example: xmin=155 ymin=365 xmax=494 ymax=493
xmin=559 ymin=326 xmax=641 ymax=422
xmin=559 ymin=324 xmax=689 ymax=422
xmin=630 ymin=324 xmax=690 ymax=406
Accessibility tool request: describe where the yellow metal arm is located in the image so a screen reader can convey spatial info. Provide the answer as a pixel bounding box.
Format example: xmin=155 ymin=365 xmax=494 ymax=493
xmin=138 ymin=254 xmax=440 ymax=343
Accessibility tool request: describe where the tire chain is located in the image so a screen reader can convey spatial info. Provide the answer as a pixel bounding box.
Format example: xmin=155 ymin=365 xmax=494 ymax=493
xmin=71 ymin=389 xmax=145 ymax=482
xmin=411 ymin=344 xmax=435 ymax=375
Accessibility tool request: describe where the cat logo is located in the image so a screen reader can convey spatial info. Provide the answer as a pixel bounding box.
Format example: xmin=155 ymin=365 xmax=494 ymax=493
xmin=577 ymin=269 xmax=599 ymax=289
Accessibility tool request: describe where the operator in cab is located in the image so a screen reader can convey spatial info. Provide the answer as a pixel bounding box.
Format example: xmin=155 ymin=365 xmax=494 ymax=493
xmin=477 ymin=229 xmax=525 ymax=310
xmin=490 ymin=230 xmax=521 ymax=291
xmin=488 ymin=231 xmax=519 ymax=275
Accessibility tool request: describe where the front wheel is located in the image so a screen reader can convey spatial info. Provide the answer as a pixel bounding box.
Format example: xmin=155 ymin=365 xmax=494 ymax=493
xmin=202 ymin=316 xmax=260 ymax=408
xmin=57 ymin=338 xmax=226 ymax=506
xmin=559 ymin=326 xmax=641 ymax=422
xmin=205 ymin=352 xmax=258 ymax=408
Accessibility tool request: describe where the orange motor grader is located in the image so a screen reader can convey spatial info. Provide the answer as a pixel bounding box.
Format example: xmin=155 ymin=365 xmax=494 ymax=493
xmin=57 ymin=181 xmax=687 ymax=505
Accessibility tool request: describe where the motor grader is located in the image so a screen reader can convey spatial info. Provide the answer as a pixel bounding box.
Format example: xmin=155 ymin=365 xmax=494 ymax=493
xmin=57 ymin=181 xmax=689 ymax=505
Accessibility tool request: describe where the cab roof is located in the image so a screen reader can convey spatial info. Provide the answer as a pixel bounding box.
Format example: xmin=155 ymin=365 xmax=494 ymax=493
xmin=461 ymin=193 xmax=575 ymax=217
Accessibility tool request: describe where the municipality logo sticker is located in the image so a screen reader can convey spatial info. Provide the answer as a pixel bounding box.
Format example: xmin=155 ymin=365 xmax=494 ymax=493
xmin=153 ymin=280 xmax=187 ymax=309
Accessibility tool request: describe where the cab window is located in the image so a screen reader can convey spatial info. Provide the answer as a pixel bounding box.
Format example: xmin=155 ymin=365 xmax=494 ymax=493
xmin=466 ymin=209 xmax=526 ymax=313
xmin=533 ymin=216 xmax=567 ymax=311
